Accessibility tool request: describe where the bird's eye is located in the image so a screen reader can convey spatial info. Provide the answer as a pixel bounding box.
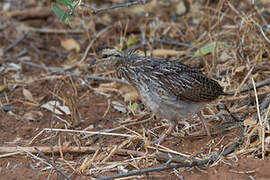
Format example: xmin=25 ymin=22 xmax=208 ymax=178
xmin=102 ymin=54 xmax=121 ymax=58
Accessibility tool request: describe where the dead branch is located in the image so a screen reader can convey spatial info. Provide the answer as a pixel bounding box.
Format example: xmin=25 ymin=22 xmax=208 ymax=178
xmin=223 ymin=88 xmax=270 ymax=102
xmin=0 ymin=145 xmax=151 ymax=157
xmin=80 ymin=0 xmax=147 ymax=14
xmin=239 ymin=78 xmax=270 ymax=93
xmin=21 ymin=26 xmax=84 ymax=34
xmin=0 ymin=146 xmax=96 ymax=155
xmin=153 ymin=38 xmax=192 ymax=48
xmin=22 ymin=61 xmax=129 ymax=85
xmin=7 ymin=7 xmax=52 ymax=20
xmin=4 ymin=34 xmax=26 ymax=53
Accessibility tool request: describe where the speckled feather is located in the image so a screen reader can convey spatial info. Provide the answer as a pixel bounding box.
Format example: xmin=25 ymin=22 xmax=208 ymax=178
xmin=106 ymin=49 xmax=224 ymax=103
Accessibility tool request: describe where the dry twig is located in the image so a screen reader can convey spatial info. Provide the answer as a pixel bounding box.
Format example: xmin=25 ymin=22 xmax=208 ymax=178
xmin=22 ymin=61 xmax=129 ymax=85
xmin=81 ymin=0 xmax=147 ymax=14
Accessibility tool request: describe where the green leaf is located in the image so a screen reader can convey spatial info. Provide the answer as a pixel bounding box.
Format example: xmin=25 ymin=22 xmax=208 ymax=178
xmin=65 ymin=18 xmax=72 ymax=27
xmin=52 ymin=3 xmax=72 ymax=24
xmin=52 ymin=3 xmax=65 ymax=20
xmin=61 ymin=13 xmax=69 ymax=23
xmin=192 ymin=42 xmax=218 ymax=58
xmin=126 ymin=36 xmax=140 ymax=47
xmin=56 ymin=0 xmax=73 ymax=6
xmin=130 ymin=102 xmax=138 ymax=113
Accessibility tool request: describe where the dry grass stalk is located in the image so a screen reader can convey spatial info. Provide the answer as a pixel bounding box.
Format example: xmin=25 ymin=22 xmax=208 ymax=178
xmin=251 ymin=78 xmax=265 ymax=159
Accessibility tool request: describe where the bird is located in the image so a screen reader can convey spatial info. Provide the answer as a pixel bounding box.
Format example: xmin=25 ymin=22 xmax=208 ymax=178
xmin=98 ymin=47 xmax=226 ymax=144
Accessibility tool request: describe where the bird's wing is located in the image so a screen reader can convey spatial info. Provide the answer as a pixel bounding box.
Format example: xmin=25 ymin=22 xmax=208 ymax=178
xmin=129 ymin=56 xmax=224 ymax=103
xmin=151 ymin=62 xmax=223 ymax=103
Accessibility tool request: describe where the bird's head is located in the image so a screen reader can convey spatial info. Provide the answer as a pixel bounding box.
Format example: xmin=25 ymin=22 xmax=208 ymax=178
xmin=98 ymin=47 xmax=124 ymax=66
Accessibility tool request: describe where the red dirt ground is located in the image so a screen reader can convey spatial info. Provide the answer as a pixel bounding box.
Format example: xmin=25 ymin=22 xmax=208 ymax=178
xmin=1 ymin=90 xmax=269 ymax=179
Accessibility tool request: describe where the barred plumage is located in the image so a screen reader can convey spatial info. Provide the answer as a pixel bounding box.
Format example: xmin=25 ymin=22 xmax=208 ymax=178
xmin=99 ymin=47 xmax=225 ymax=144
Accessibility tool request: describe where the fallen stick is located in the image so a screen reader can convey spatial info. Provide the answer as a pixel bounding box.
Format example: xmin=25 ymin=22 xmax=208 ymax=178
xmin=223 ymin=88 xmax=270 ymax=102
xmin=0 ymin=146 xmax=145 ymax=159
xmin=0 ymin=146 xmax=96 ymax=155
xmin=0 ymin=145 xmax=196 ymax=163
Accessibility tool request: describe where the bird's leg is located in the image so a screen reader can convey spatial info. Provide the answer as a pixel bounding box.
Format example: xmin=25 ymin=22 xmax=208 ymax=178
xmin=154 ymin=121 xmax=176 ymax=145
xmin=197 ymin=111 xmax=211 ymax=136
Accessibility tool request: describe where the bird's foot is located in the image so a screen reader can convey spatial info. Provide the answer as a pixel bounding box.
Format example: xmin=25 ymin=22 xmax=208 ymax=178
xmin=150 ymin=122 xmax=176 ymax=145
xmin=197 ymin=111 xmax=211 ymax=136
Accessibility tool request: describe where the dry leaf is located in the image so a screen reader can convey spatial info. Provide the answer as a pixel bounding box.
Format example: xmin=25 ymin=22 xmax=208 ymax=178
xmin=98 ymin=82 xmax=121 ymax=89
xmin=202 ymin=107 xmax=215 ymax=115
xmin=23 ymin=111 xmax=43 ymax=121
xmin=94 ymin=82 xmax=120 ymax=94
xmin=96 ymin=82 xmax=140 ymax=102
xmin=152 ymin=49 xmax=185 ymax=57
xmin=18 ymin=100 xmax=39 ymax=107
xmin=23 ymin=88 xmax=35 ymax=102
xmin=41 ymin=100 xmax=71 ymax=115
xmin=220 ymin=51 xmax=232 ymax=62
xmin=112 ymin=101 xmax=127 ymax=113
xmin=60 ymin=38 xmax=80 ymax=52
xmin=119 ymin=84 xmax=139 ymax=101
xmin=122 ymin=90 xmax=139 ymax=102
xmin=235 ymin=66 xmax=245 ymax=73
xmin=243 ymin=117 xmax=257 ymax=126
